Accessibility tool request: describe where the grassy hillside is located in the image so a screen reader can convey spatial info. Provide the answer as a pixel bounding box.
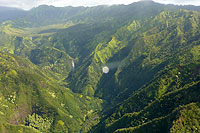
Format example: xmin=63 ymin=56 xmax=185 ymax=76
xmin=66 ymin=9 xmax=200 ymax=102
xmin=89 ymin=10 xmax=200 ymax=132
xmin=0 ymin=1 xmax=200 ymax=133
xmin=0 ymin=52 xmax=102 ymax=132
xmin=115 ymin=101 xmax=200 ymax=133
xmin=91 ymin=62 xmax=200 ymax=132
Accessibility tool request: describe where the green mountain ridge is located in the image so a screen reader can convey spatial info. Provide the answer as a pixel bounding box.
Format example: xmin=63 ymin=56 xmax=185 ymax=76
xmin=89 ymin=9 xmax=200 ymax=132
xmin=67 ymin=9 xmax=200 ymax=102
xmin=0 ymin=1 xmax=199 ymax=132
xmin=91 ymin=63 xmax=200 ymax=132
xmin=1 ymin=1 xmax=200 ymax=27
xmin=0 ymin=52 xmax=102 ymax=132
xmin=0 ymin=6 xmax=27 ymax=23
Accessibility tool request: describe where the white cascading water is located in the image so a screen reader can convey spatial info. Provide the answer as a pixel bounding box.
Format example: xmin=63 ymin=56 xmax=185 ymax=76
xmin=72 ymin=60 xmax=75 ymax=71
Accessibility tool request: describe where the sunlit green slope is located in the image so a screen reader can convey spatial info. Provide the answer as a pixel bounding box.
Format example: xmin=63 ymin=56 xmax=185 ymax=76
xmin=0 ymin=52 xmax=102 ymax=132
xmin=67 ymin=9 xmax=200 ymax=101
xmin=89 ymin=9 xmax=200 ymax=133
xmin=0 ymin=1 xmax=200 ymax=132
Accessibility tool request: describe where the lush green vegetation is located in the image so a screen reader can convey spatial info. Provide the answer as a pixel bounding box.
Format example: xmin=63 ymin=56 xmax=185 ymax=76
xmin=0 ymin=1 xmax=200 ymax=132
xmin=0 ymin=52 xmax=102 ymax=132
xmin=90 ymin=9 xmax=200 ymax=132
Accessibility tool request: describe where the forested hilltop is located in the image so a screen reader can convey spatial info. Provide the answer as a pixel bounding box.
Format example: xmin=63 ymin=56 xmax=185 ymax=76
xmin=0 ymin=1 xmax=199 ymax=132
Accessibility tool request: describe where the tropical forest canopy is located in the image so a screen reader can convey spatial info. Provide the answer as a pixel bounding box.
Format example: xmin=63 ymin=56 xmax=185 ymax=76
xmin=0 ymin=1 xmax=199 ymax=132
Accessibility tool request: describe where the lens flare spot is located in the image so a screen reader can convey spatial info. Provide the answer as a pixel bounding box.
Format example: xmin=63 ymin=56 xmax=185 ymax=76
xmin=102 ymin=66 xmax=109 ymax=73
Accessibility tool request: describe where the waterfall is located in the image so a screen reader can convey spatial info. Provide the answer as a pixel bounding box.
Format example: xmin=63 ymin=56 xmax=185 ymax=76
xmin=72 ymin=60 xmax=75 ymax=70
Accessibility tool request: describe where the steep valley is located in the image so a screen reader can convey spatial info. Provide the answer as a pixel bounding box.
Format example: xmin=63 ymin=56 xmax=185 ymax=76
xmin=0 ymin=1 xmax=200 ymax=132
